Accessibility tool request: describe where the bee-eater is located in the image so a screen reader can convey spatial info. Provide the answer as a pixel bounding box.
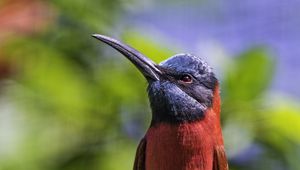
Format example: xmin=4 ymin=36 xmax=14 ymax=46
xmin=92 ymin=34 xmax=228 ymax=170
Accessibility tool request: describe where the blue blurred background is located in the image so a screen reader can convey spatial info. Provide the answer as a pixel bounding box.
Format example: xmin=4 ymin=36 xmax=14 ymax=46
xmin=0 ymin=0 xmax=299 ymax=170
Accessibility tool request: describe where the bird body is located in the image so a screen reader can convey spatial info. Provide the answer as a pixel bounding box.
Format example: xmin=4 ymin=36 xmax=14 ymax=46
xmin=92 ymin=34 xmax=228 ymax=170
xmin=135 ymin=85 xmax=227 ymax=170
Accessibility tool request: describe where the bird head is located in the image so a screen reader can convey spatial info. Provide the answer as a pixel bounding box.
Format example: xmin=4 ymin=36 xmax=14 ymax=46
xmin=92 ymin=34 xmax=219 ymax=125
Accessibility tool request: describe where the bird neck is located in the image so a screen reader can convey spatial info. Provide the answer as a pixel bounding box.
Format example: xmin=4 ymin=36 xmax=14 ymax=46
xmin=208 ymin=84 xmax=224 ymax=146
xmin=212 ymin=84 xmax=221 ymax=118
xmin=150 ymin=84 xmax=223 ymax=144
xmin=145 ymin=85 xmax=225 ymax=170
xmin=145 ymin=89 xmax=224 ymax=170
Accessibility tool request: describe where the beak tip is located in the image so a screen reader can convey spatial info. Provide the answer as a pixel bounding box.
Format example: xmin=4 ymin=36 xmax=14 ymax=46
xmin=91 ymin=34 xmax=114 ymax=44
xmin=91 ymin=34 xmax=100 ymax=39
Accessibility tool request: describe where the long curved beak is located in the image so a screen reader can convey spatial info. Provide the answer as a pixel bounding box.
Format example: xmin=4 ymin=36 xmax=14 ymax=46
xmin=92 ymin=34 xmax=162 ymax=81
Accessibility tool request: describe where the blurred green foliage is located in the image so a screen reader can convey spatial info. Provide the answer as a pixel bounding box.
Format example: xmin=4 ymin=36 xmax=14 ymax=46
xmin=0 ymin=0 xmax=300 ymax=170
xmin=223 ymin=48 xmax=275 ymax=103
xmin=221 ymin=48 xmax=300 ymax=170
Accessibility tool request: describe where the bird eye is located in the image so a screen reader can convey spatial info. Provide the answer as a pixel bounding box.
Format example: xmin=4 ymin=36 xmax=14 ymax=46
xmin=179 ymin=74 xmax=193 ymax=83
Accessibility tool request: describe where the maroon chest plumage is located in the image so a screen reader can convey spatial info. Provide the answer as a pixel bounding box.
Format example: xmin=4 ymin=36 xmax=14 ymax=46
xmin=145 ymin=121 xmax=215 ymax=170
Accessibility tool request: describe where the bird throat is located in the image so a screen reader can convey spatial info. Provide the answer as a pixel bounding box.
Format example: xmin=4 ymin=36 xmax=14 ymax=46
xmin=149 ymin=84 xmax=220 ymax=126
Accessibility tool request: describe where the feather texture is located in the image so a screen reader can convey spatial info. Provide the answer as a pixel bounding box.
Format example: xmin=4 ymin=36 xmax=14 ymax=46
xmin=133 ymin=86 xmax=228 ymax=170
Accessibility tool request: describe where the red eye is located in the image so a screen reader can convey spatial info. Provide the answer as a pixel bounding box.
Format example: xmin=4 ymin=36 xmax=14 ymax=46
xmin=180 ymin=74 xmax=192 ymax=83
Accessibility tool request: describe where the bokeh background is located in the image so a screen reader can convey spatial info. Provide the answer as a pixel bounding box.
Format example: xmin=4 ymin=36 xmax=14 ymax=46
xmin=0 ymin=0 xmax=300 ymax=170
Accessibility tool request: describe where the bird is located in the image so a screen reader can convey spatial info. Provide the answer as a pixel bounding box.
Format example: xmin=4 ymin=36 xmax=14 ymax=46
xmin=92 ymin=34 xmax=228 ymax=170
